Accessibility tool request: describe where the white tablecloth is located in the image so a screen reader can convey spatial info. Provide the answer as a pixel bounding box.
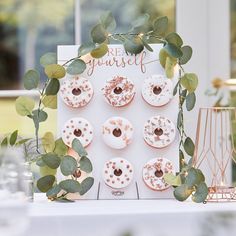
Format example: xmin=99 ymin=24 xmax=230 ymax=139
xmin=25 ymin=194 xmax=236 ymax=236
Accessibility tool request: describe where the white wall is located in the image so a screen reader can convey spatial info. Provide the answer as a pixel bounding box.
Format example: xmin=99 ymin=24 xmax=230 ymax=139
xmin=176 ymin=0 xmax=230 ymax=139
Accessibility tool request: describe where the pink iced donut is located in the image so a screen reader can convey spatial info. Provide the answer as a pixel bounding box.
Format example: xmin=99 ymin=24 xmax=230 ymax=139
xmin=142 ymin=74 xmax=173 ymax=107
xmin=143 ymin=157 xmax=175 ymax=191
xmin=61 ymin=117 xmax=93 ymax=147
xmin=102 ymin=117 xmax=133 ymax=149
xmin=60 ymin=76 xmax=93 ymax=108
xmin=143 ymin=115 xmax=176 ymax=148
xmin=102 ymin=76 xmax=135 ymax=107
xmin=103 ymin=158 xmax=134 ymax=189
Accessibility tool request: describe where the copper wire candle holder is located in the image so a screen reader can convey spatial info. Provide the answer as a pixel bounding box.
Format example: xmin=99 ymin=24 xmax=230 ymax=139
xmin=192 ymin=107 xmax=236 ymax=202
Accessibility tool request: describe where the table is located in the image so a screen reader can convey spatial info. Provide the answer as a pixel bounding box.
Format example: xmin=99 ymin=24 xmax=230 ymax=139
xmin=26 ymin=194 xmax=236 ymax=236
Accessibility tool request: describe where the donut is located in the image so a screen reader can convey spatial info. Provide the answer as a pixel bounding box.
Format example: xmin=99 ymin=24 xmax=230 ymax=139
xmin=60 ymin=76 xmax=93 ymax=108
xmin=61 ymin=117 xmax=93 ymax=147
xmin=103 ymin=158 xmax=134 ymax=189
xmin=142 ymin=74 xmax=173 ymax=107
xmin=102 ymin=117 xmax=133 ymax=149
xmin=143 ymin=115 xmax=176 ymax=148
xmin=102 ymin=76 xmax=135 ymax=107
xmin=143 ymin=157 xmax=175 ymax=191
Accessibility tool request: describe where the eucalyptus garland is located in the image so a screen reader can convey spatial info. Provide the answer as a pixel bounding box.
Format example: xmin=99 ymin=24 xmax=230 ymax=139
xmin=15 ymin=11 xmax=208 ymax=202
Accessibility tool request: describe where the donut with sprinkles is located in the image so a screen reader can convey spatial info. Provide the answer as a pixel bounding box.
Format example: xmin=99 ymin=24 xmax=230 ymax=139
xmin=103 ymin=158 xmax=134 ymax=189
xmin=60 ymin=76 xmax=93 ymax=108
xmin=61 ymin=117 xmax=93 ymax=147
xmin=143 ymin=115 xmax=176 ymax=148
xmin=102 ymin=117 xmax=133 ymax=149
xmin=142 ymin=74 xmax=173 ymax=107
xmin=143 ymin=157 xmax=175 ymax=191
xmin=102 ymin=76 xmax=135 ymax=107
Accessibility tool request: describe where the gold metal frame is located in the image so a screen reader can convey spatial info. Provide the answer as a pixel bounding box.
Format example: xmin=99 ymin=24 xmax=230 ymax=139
xmin=193 ymin=107 xmax=236 ymax=202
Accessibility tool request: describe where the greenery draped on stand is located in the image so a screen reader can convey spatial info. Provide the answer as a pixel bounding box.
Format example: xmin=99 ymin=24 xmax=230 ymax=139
xmin=13 ymin=11 xmax=208 ymax=202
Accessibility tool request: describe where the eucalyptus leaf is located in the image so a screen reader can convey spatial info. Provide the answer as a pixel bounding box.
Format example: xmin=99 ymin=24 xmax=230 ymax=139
xmin=192 ymin=182 xmax=208 ymax=203
xmin=36 ymin=157 xmax=46 ymax=167
xmin=163 ymin=173 xmax=181 ymax=186
xmin=42 ymin=132 xmax=55 ymax=153
xmin=44 ymin=64 xmax=66 ymax=79
xmin=90 ymin=43 xmax=108 ymax=58
xmin=60 ymin=156 xmax=77 ymax=176
xmin=40 ymin=165 xmax=57 ymax=176
xmin=79 ymin=156 xmax=93 ymax=173
xmin=100 ymin=11 xmax=116 ymax=32
xmin=184 ymin=137 xmax=195 ymax=157
xmin=23 ymin=70 xmax=40 ymax=90
xmin=174 ymin=184 xmax=193 ymax=201
xmin=42 ymin=95 xmax=57 ymax=109
xmin=42 ymin=153 xmax=60 ymax=169
xmin=9 ymin=130 xmax=18 ymax=146
xmin=46 ymin=184 xmax=61 ymax=198
xmin=72 ymin=138 xmax=88 ymax=157
xmin=56 ymin=197 xmax=74 ymax=203
xmin=15 ymin=138 xmax=31 ymax=146
xmin=124 ymin=36 xmax=144 ymax=55
xmin=78 ymin=42 xmax=96 ymax=56
xmin=179 ymin=46 xmax=193 ymax=65
xmin=185 ymin=167 xmax=205 ymax=187
xmin=159 ymin=48 xmax=168 ymax=68
xmin=181 ymin=89 xmax=187 ymax=98
xmin=32 ymin=110 xmax=48 ymax=123
xmin=67 ymin=59 xmax=86 ymax=75
xmin=177 ymin=111 xmax=183 ymax=129
xmin=1 ymin=137 xmax=8 ymax=147
xmin=91 ymin=23 xmax=108 ymax=44
xmin=186 ymin=92 xmax=196 ymax=111
xmin=164 ymin=43 xmax=183 ymax=58
xmin=166 ymin=32 xmax=183 ymax=47
xmin=54 ymin=138 xmax=68 ymax=156
xmin=153 ymin=16 xmax=168 ymax=35
xmin=40 ymin=52 xmax=57 ymax=67
xmin=132 ymin=13 xmax=150 ymax=28
xmin=180 ymin=73 xmax=198 ymax=93
xmin=79 ymin=177 xmax=94 ymax=195
xmin=59 ymin=179 xmax=81 ymax=193
xmin=188 ymin=157 xmax=193 ymax=166
xmin=37 ymin=175 xmax=55 ymax=193
xmin=45 ymin=78 xmax=60 ymax=95
xmin=15 ymin=96 xmax=35 ymax=116
xmin=180 ymin=89 xmax=187 ymax=106
xmin=165 ymin=57 xmax=175 ymax=79
xmin=141 ymin=38 xmax=153 ymax=52
xmin=173 ymin=81 xmax=179 ymax=96
xmin=179 ymin=149 xmax=185 ymax=170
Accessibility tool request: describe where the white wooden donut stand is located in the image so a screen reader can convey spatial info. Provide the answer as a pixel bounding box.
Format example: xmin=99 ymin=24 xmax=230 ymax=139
xmin=57 ymin=44 xmax=179 ymax=200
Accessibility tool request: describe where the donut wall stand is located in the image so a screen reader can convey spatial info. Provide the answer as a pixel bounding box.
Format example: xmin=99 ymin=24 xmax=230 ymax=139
xmin=57 ymin=44 xmax=179 ymax=200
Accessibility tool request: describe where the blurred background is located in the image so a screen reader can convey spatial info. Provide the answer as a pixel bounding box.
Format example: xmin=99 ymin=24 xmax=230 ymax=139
xmin=0 ymin=0 xmax=175 ymax=136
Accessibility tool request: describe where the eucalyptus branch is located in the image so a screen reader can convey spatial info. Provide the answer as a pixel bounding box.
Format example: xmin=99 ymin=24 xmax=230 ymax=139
xmin=109 ymin=32 xmax=167 ymax=44
xmin=178 ymin=66 xmax=185 ymax=170
xmin=35 ymin=78 xmax=49 ymax=154
xmin=62 ymin=56 xmax=81 ymax=67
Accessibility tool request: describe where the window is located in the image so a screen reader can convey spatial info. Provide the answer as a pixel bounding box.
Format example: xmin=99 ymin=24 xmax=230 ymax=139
xmin=0 ymin=0 xmax=75 ymax=90
xmin=0 ymin=0 xmax=175 ymax=136
xmin=80 ymin=0 xmax=175 ymax=42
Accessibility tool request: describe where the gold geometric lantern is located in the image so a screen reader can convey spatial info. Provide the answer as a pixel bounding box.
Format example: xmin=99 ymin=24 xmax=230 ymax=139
xmin=193 ymin=107 xmax=236 ymax=202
